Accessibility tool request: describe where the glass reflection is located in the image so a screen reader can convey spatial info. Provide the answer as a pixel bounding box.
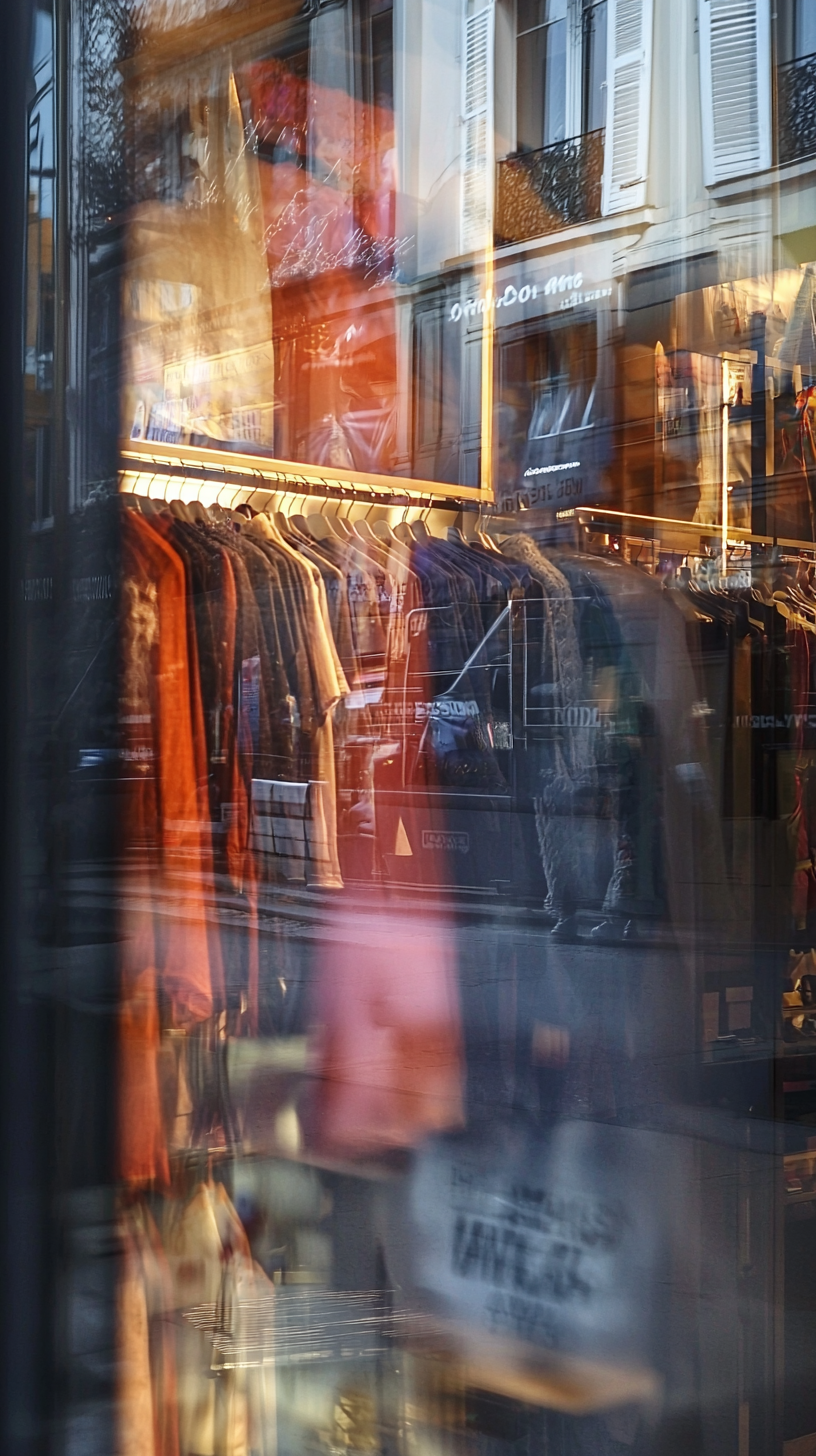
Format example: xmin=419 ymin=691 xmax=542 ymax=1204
xmin=21 ymin=1 xmax=816 ymax=1455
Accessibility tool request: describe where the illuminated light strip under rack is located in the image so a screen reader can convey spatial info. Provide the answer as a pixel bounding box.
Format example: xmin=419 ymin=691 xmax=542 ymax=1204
xmin=566 ymin=504 xmax=816 ymax=556
xmin=119 ymin=439 xmax=483 ymax=509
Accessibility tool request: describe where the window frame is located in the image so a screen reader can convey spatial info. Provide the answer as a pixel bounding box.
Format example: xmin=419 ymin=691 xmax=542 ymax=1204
xmin=512 ymin=0 xmax=607 ymax=155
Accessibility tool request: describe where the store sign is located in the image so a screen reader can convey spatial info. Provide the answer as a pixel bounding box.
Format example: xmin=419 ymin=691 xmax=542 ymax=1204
xmin=498 ymin=473 xmax=586 ymax=514
xmin=522 ymin=459 xmax=581 ymax=479
xmin=422 ymin=829 xmax=470 ymax=854
xmin=448 ymin=274 xmax=612 ymax=325
xmin=497 ymin=421 xmax=606 ymax=514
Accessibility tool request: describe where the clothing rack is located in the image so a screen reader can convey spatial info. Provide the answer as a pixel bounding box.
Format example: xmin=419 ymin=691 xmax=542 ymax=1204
xmin=120 ymin=438 xmax=485 ymax=515
xmin=570 ymin=503 xmax=816 ymax=560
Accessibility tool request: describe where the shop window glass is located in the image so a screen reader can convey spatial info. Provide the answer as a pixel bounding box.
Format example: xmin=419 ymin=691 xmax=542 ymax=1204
xmin=21 ymin=1 xmax=816 ymax=1455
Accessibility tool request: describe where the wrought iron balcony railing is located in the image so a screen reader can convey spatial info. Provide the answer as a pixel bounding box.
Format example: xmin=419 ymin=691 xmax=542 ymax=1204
xmin=495 ymin=130 xmax=604 ymax=245
xmin=778 ymin=51 xmax=816 ymax=167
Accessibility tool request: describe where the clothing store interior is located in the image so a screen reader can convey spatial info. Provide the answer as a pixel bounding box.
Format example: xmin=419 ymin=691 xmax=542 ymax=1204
xmin=23 ymin=4 xmax=816 ymax=1455
xmin=103 ymin=256 xmax=816 ymax=1456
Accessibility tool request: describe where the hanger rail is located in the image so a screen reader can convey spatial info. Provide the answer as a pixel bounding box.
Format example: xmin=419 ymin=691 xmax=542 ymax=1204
xmin=120 ymin=438 xmax=480 ymax=511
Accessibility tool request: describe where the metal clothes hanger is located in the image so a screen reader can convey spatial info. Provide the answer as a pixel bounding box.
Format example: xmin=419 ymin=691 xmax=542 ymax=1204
xmin=394 ymin=501 xmax=423 ymax=543
xmin=142 ymin=473 xmax=160 ymax=510
xmin=332 ymin=512 xmax=355 ymax=539
xmin=303 ymin=509 xmax=336 ymax=541
xmin=144 ymin=484 xmax=171 ymax=517
xmin=476 ymin=500 xmax=501 ymax=552
xmin=350 ymin=501 xmax=393 ymax=555
xmin=245 ymin=474 xmax=271 ymax=515
xmin=283 ymin=511 xmax=307 ymax=535
xmin=303 ymin=495 xmax=341 ymax=538
xmin=215 ymin=485 xmax=244 ymax=526
xmin=352 ymin=515 xmax=382 ymax=544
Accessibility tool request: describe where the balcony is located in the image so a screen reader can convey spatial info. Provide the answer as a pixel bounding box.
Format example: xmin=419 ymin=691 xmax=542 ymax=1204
xmin=495 ymin=130 xmax=604 ymax=246
xmin=778 ymin=51 xmax=816 ymax=167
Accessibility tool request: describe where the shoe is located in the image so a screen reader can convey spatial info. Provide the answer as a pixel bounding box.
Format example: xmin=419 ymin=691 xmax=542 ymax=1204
xmin=551 ymin=913 xmax=580 ymax=943
xmin=589 ymin=918 xmax=623 ymax=944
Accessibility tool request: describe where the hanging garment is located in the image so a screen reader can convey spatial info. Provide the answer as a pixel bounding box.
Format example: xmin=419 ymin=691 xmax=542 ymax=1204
xmin=409 ymin=536 xmax=485 ymax=684
xmin=280 ymin=520 xmax=360 ymax=688
xmin=284 ymin=524 xmax=380 ymax=846
xmin=181 ymin=529 xmax=264 ymax=1031
xmin=245 ymin=513 xmax=348 ymax=888
xmin=119 ymin=511 xmax=216 ymax=1187
xmin=170 ymin=529 xmax=241 ymax=886
xmin=306 ymin=529 xmax=388 ymax=668
xmin=554 ymin=555 xmax=663 ymax=918
xmin=501 ymin=535 xmax=598 ymax=920
xmin=121 ymin=512 xmax=215 ymax=1023
xmin=157 ymin=519 xmax=227 ymax=1007
xmin=309 ymin=896 xmax=464 ymax=1157
xmin=583 ymin=553 xmax=735 ymax=941
xmin=119 ymin=960 xmax=170 ymax=1189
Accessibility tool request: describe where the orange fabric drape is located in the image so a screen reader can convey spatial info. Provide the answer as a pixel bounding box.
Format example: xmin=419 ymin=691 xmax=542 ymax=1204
xmin=119 ymin=512 xmax=215 ymax=1187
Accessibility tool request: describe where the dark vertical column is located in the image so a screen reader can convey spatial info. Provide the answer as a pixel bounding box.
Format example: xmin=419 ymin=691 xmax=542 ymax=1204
xmin=0 ymin=1 xmax=49 ymax=1453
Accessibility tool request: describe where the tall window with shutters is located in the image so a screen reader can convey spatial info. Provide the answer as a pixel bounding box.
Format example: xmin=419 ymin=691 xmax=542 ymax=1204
xmin=461 ymin=0 xmax=495 ymax=253
xmin=601 ymin=0 xmax=654 ymax=214
xmin=493 ymin=0 xmax=652 ymax=246
xmin=699 ymin=0 xmax=771 ymax=185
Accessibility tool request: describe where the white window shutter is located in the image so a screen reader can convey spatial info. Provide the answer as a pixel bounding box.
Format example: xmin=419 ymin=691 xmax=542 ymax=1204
xmin=699 ymin=0 xmax=771 ymax=185
xmin=461 ymin=1 xmax=495 ymax=254
xmin=601 ymin=0 xmax=654 ymax=216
